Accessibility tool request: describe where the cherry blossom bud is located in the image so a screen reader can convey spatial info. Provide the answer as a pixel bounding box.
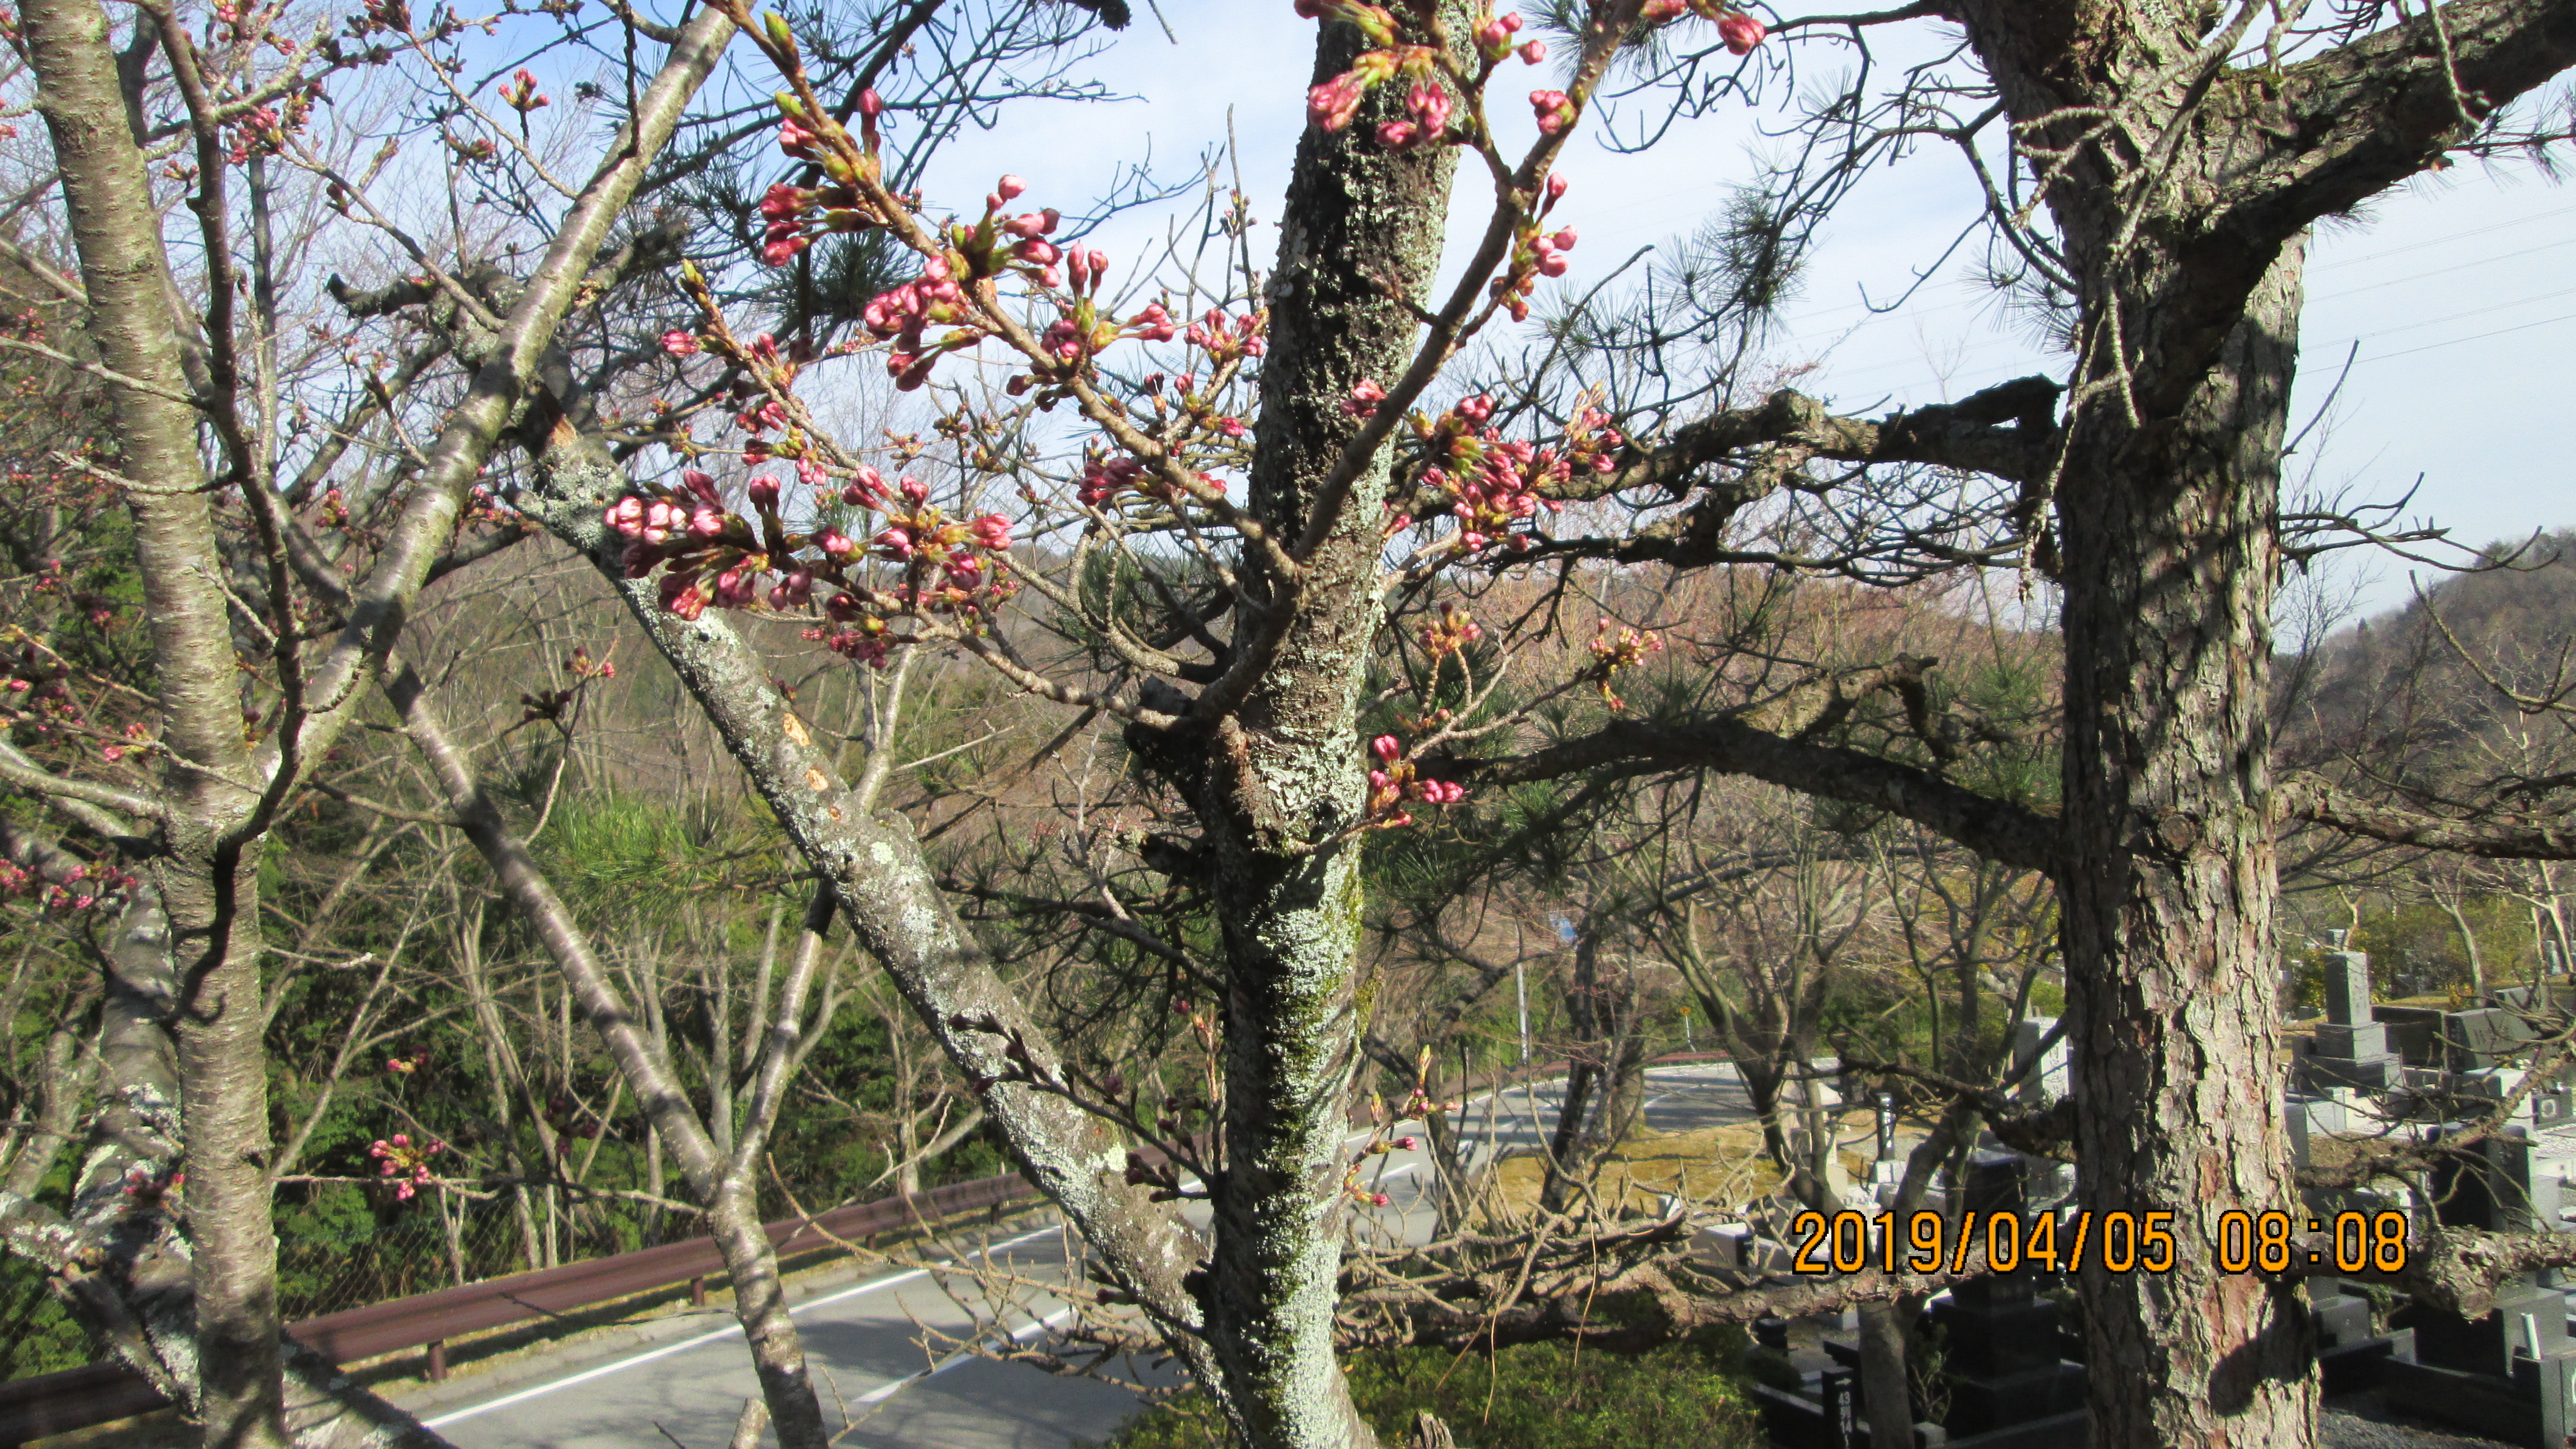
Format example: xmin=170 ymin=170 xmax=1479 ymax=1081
xmin=996 ymin=174 xmax=1027 ymax=202
xmin=898 ymin=475 xmax=929 ymax=504
xmin=1718 ymin=11 xmax=1766 ymax=55
xmin=817 ymin=529 xmax=856 ymax=560
xmin=1546 ymin=173 xmax=1570 ymax=203
xmin=681 ymin=468 xmax=719 ymax=503
xmin=688 ymin=505 xmax=727 ymax=539
xmin=1372 ymin=735 xmax=1400 ymax=762
xmin=746 ymin=476 xmax=780 ymax=509
xmin=1530 ymin=89 xmax=1574 ymax=135
xmin=1344 ymin=378 xmax=1386 ymax=417
xmin=662 ymin=329 xmax=700 ymax=357
xmin=1518 ymin=39 xmax=1546 ymax=63
xmin=1552 ymin=226 xmax=1578 ymax=251
xmin=858 ymin=88 xmax=884 ymax=119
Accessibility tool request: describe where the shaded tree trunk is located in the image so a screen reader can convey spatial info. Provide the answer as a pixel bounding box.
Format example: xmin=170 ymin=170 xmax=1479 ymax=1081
xmin=2055 ymin=215 xmax=2310 ymax=1449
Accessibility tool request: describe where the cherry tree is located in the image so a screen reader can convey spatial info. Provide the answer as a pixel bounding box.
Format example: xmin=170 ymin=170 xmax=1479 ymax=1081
xmin=513 ymin=3 xmax=2576 ymax=1448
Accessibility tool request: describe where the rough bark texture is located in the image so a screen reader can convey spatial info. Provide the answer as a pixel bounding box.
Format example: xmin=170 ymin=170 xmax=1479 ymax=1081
xmin=21 ymin=3 xmax=282 ymax=1443
xmin=2056 ymin=235 xmax=2309 ymax=1449
xmin=1150 ymin=13 xmax=1464 ymax=1446
xmin=1920 ymin=6 xmax=2576 ymax=1445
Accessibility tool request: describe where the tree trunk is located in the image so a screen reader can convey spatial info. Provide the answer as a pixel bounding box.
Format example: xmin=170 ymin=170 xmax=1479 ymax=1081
xmin=1855 ymin=1299 xmax=1915 ymax=1449
xmin=705 ymin=1181 xmax=827 ymax=1449
xmin=21 ymin=3 xmax=284 ymax=1443
xmin=2058 ymin=234 xmax=2312 ymax=1449
xmin=1168 ymin=11 xmax=1464 ymax=1443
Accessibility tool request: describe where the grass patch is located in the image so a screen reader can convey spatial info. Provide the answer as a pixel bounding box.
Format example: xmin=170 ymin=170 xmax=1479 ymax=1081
xmin=1475 ymin=1114 xmax=1876 ymax=1220
xmin=1091 ymin=1329 xmax=1767 ymax=1449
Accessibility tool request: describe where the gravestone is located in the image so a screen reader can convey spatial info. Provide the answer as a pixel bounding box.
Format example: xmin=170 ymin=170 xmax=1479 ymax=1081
xmin=2308 ymin=950 xmax=2403 ymax=1091
xmin=1790 ymin=1068 xmax=1855 ymax=1202
xmin=2382 ymin=1129 xmax=2576 ymax=1448
xmin=2444 ymin=1008 xmax=2537 ymax=1073
xmin=2010 ymin=1018 xmax=2070 ymax=1106
xmin=1922 ymin=1155 xmax=2089 ymax=1437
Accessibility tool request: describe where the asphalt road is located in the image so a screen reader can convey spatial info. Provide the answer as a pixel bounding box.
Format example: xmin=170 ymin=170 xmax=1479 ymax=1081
xmin=423 ymin=1063 xmax=1760 ymax=1449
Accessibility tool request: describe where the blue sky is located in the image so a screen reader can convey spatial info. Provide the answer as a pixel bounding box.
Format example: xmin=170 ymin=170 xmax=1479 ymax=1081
xmin=887 ymin=4 xmax=2571 ymax=626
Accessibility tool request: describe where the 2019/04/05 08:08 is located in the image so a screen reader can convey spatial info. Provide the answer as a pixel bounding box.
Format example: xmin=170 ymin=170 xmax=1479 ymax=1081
xmin=1782 ymin=1209 xmax=2413 ymax=1276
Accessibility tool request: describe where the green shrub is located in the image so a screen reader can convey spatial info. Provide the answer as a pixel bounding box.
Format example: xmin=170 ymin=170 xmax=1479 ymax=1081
xmin=1093 ymin=1328 xmax=1764 ymax=1449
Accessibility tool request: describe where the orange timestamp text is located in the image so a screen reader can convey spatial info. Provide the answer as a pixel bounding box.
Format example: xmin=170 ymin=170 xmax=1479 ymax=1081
xmin=1782 ymin=1208 xmax=2412 ymax=1276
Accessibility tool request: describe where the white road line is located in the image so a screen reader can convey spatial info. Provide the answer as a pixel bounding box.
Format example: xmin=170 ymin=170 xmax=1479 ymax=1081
xmin=425 ymin=1064 xmax=1741 ymax=1431
xmin=422 ymin=1221 xmax=1064 ymax=1428
xmin=846 ymin=1306 xmax=1081 ymax=1408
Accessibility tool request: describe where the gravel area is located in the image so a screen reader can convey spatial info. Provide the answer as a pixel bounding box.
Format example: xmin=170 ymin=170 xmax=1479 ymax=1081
xmin=2323 ymin=1395 xmax=2520 ymax=1449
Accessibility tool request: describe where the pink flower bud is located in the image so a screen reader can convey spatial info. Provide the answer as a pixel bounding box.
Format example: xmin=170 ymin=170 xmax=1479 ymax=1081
xmin=681 ymin=468 xmax=719 ymax=503
xmin=1718 ymin=11 xmax=1766 ymax=55
xmin=662 ymin=329 xmax=700 ymax=357
xmin=1372 ymin=735 xmax=1400 ymax=762
xmin=997 ymin=174 xmax=1027 ymax=201
xmin=1518 ymin=39 xmax=1545 ymax=63
xmin=746 ymin=476 xmax=780 ymax=509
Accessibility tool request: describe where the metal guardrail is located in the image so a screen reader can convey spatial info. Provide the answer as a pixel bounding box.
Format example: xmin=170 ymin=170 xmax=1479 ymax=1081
xmin=0 ymin=1053 xmax=1738 ymax=1444
xmin=0 ymin=1171 xmax=1039 ymax=1446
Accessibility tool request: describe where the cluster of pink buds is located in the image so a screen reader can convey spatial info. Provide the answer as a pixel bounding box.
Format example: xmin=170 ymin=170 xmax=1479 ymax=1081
xmin=121 ymin=1163 xmax=183 ymax=1206
xmin=385 ymin=1045 xmax=431 ymax=1075
xmin=1345 ymin=379 xmax=1387 ymax=418
xmin=0 ymin=856 xmax=133 ymax=912
xmin=1588 ymin=620 xmax=1665 ymax=711
xmin=1493 ymin=174 xmax=1575 ymax=320
xmin=1184 ymin=307 xmax=1267 ymax=363
xmin=1012 ymin=268 xmax=1175 ymax=395
xmin=499 ymin=68 xmax=548 ymax=113
xmin=1342 ymin=1160 xmax=1395 ymax=1209
xmin=1365 ymin=733 xmax=1466 ymax=828
xmin=1640 ymin=0 xmax=1768 ymax=54
xmin=1078 ymin=452 xmax=1144 ymax=508
xmin=1472 ymin=8 xmax=1545 ymax=64
xmin=369 ymin=1134 xmax=444 ymax=1202
xmin=603 ymin=458 xmax=1017 ymax=651
xmin=226 ymin=105 xmax=283 ymax=165
xmin=1377 ymin=79 xmax=1452 ymax=151
xmin=863 ymin=260 xmax=971 ymax=390
xmin=1418 ymin=602 xmax=1484 ymax=660
xmin=566 ymin=646 xmax=615 ymax=681
xmin=1529 ymin=88 xmax=1576 ymax=136
xmin=1385 ymin=392 xmax=1619 ymax=556
xmin=759 ymin=178 xmax=880 ymax=267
